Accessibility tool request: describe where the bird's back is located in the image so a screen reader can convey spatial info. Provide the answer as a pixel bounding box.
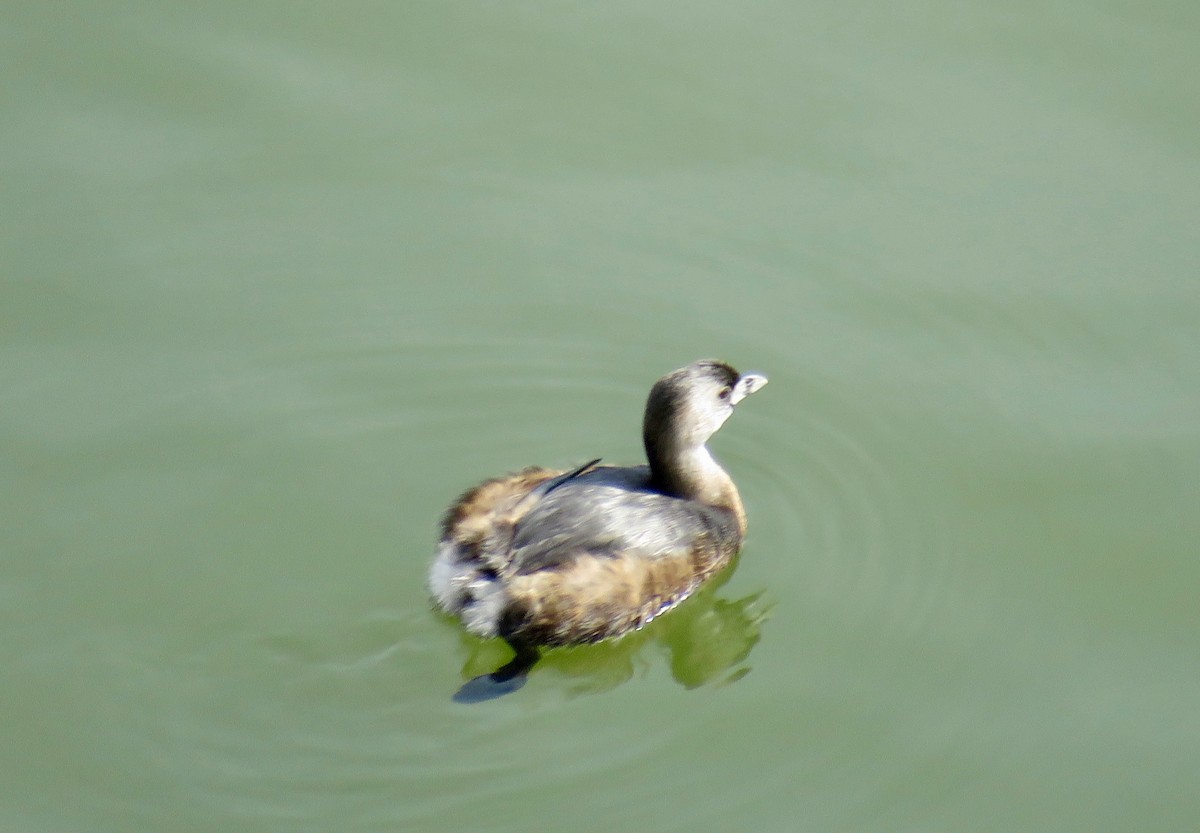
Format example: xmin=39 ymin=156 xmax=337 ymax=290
xmin=492 ymin=465 xmax=742 ymax=644
xmin=508 ymin=465 xmax=740 ymax=575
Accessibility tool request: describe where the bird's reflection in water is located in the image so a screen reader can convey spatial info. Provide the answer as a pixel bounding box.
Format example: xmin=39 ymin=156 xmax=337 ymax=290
xmin=456 ymin=576 xmax=773 ymax=697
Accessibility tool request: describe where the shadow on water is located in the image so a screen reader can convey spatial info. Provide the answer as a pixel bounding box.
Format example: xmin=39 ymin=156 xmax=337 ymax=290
xmin=446 ymin=571 xmax=774 ymax=702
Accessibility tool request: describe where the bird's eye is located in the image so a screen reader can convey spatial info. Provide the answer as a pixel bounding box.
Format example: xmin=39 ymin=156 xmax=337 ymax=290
xmin=718 ymin=386 xmax=732 ymax=401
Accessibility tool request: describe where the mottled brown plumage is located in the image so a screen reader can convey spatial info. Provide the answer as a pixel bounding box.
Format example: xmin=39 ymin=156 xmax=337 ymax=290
xmin=428 ymin=360 xmax=767 ymax=701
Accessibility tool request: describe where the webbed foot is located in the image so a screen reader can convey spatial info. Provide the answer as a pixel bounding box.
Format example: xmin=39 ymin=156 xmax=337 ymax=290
xmin=451 ymin=643 xmax=540 ymax=704
xmin=452 ymin=670 xmax=528 ymax=703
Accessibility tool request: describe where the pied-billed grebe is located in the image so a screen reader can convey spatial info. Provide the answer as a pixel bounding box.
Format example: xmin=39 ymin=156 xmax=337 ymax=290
xmin=429 ymin=360 xmax=768 ymax=701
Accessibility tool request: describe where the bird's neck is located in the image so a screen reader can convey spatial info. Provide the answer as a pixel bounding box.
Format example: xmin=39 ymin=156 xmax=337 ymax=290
xmin=647 ymin=442 xmax=746 ymax=534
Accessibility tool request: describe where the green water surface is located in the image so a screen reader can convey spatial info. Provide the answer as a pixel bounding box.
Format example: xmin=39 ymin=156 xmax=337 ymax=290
xmin=3 ymin=2 xmax=1198 ymax=832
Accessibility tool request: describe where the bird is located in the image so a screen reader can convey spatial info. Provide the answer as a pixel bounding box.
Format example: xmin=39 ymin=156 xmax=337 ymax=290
xmin=429 ymin=360 xmax=767 ymax=701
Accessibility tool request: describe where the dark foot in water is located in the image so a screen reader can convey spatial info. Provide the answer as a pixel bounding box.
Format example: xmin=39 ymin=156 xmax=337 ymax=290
xmin=452 ymin=643 xmax=540 ymax=704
